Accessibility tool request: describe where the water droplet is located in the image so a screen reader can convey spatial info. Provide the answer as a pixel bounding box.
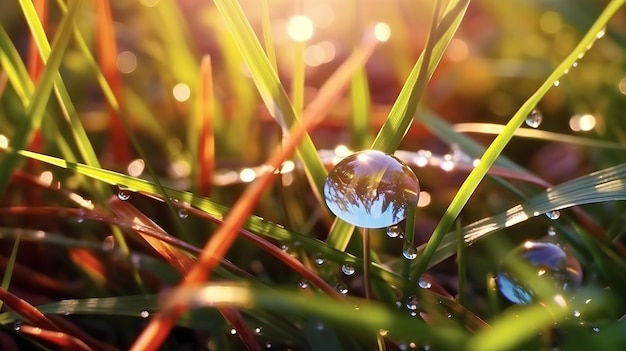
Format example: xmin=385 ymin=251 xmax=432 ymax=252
xmin=230 ymin=328 xmax=237 ymax=335
xmin=386 ymin=225 xmax=403 ymax=238
xmin=573 ymin=310 xmax=581 ymax=318
xmin=440 ymin=154 xmax=455 ymax=172
xmin=323 ymin=150 xmax=420 ymax=228
xmin=546 ymin=210 xmax=561 ymax=220
xmin=140 ymin=310 xmax=149 ymax=318
xmin=280 ymin=243 xmax=289 ymax=251
xmin=314 ymin=255 xmax=325 ymax=265
xmin=102 ymin=236 xmax=115 ymax=251
xmin=418 ymin=276 xmax=432 ymax=289
xmin=592 ymin=326 xmax=600 ymax=333
xmin=446 ymin=312 xmax=453 ymax=319
xmin=299 ymin=280 xmax=310 ymax=289
xmin=554 ymin=80 xmax=560 ymax=87
xmin=496 ymin=241 xmax=583 ymax=304
xmin=341 ymin=263 xmax=356 ymax=276
xmin=335 ymin=283 xmax=349 ymax=295
xmin=118 ymin=188 xmax=131 ymax=201
xmin=399 ymin=343 xmax=408 ymax=351
xmin=409 ymin=310 xmax=418 ymax=317
xmin=76 ymin=209 xmax=86 ymax=223
xmin=406 ymin=295 xmax=419 ymax=311
xmin=395 ymin=300 xmax=402 ymax=308
xmin=547 ymin=226 xmax=557 ymax=236
xmin=178 ymin=209 xmax=188 ymax=219
xmin=254 ymin=326 xmax=263 ymax=335
xmin=316 ymin=322 xmax=325 ymax=331
xmin=402 ymin=242 xmax=417 ymax=260
xmin=13 ymin=322 xmax=22 ymax=331
xmin=265 ymin=342 xmax=272 ymax=349
xmin=525 ymin=109 xmax=543 ymax=128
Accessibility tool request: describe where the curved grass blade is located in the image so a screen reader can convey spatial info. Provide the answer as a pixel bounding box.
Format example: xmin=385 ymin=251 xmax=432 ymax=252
xmin=410 ymin=0 xmax=626 ymax=283
xmin=453 ymin=122 xmax=626 ymax=150
xmin=326 ymin=0 xmax=471 ymax=251
xmin=212 ymin=0 xmax=327 ymax=199
xmin=416 ymin=162 xmax=626 ymax=270
xmin=0 ymin=0 xmax=80 ymax=195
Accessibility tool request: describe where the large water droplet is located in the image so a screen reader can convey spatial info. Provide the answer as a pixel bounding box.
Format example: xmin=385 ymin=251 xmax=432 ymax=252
xmin=299 ymin=280 xmax=310 ymax=289
xmin=496 ymin=241 xmax=583 ymax=304
xmin=140 ymin=310 xmax=150 ymax=318
xmin=323 ymin=150 xmax=420 ymax=228
xmin=178 ymin=209 xmax=188 ymax=219
xmin=525 ymin=109 xmax=543 ymax=128
xmin=402 ymin=242 xmax=417 ymax=260
xmin=386 ymin=225 xmax=403 ymax=238
xmin=341 ymin=263 xmax=356 ymax=276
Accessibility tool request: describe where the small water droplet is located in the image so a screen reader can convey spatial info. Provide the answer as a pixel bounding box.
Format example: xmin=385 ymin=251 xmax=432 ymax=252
xmin=102 ymin=235 xmax=115 ymax=251
xmin=592 ymin=326 xmax=600 ymax=333
xmin=118 ymin=188 xmax=131 ymax=201
xmin=386 ymin=225 xmax=403 ymax=238
xmin=573 ymin=310 xmax=581 ymax=318
xmin=546 ymin=210 xmax=561 ymax=220
xmin=254 ymin=326 xmax=263 ymax=335
xmin=13 ymin=322 xmax=22 ymax=331
xmin=446 ymin=312 xmax=453 ymax=319
xmin=554 ymin=80 xmax=560 ymax=87
xmin=496 ymin=241 xmax=583 ymax=304
xmin=399 ymin=343 xmax=409 ymax=351
xmin=418 ymin=276 xmax=432 ymax=289
xmin=316 ymin=322 xmax=325 ymax=331
xmin=280 ymin=243 xmax=289 ymax=251
xmin=178 ymin=209 xmax=188 ymax=219
xmin=406 ymin=295 xmax=419 ymax=311
xmin=409 ymin=310 xmax=418 ymax=317
xmin=547 ymin=226 xmax=557 ymax=236
xmin=265 ymin=342 xmax=272 ymax=349
xmin=314 ymin=255 xmax=325 ymax=265
xmin=341 ymin=263 xmax=356 ymax=276
xmin=335 ymin=283 xmax=349 ymax=295
xmin=323 ymin=150 xmax=420 ymax=228
xmin=140 ymin=310 xmax=149 ymax=318
xmin=525 ymin=109 xmax=543 ymax=128
xmin=230 ymin=328 xmax=237 ymax=335
xmin=298 ymin=280 xmax=310 ymax=289
xmin=402 ymin=242 xmax=417 ymax=260
xmin=76 ymin=209 xmax=86 ymax=223
xmin=395 ymin=300 xmax=402 ymax=308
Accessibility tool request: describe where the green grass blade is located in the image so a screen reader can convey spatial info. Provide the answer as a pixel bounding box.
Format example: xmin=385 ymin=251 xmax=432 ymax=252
xmin=370 ymin=0 xmax=470 ymax=153
xmin=410 ymin=0 xmax=626 ymax=282
xmin=0 ymin=0 xmax=80 ymax=196
xmin=212 ymin=0 xmax=328 ymax=199
xmin=0 ymin=233 xmax=20 ymax=311
xmin=416 ymin=162 xmax=626 ymax=270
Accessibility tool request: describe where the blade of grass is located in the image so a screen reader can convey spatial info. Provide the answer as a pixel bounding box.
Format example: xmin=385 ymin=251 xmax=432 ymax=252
xmin=195 ymin=55 xmax=216 ymax=197
xmin=0 ymin=0 xmax=80 ymax=196
xmin=212 ymin=0 xmax=328 ymax=200
xmin=94 ymin=0 xmax=131 ymax=165
xmin=0 ymin=233 xmax=20 ymax=311
xmin=326 ymin=0 xmax=471 ymax=251
xmin=410 ymin=0 xmax=626 ymax=283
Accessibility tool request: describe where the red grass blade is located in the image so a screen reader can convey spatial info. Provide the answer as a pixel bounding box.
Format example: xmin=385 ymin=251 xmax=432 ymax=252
xmin=197 ymin=55 xmax=215 ymax=197
xmin=17 ymin=324 xmax=94 ymax=351
xmin=94 ymin=0 xmax=131 ymax=166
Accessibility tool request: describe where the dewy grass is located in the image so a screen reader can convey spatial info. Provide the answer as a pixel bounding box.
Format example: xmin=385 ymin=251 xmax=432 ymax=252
xmin=3 ymin=0 xmax=626 ymax=350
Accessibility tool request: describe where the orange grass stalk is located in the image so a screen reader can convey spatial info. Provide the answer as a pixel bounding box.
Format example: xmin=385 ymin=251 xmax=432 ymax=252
xmin=17 ymin=325 xmax=94 ymax=351
xmin=25 ymin=0 xmax=47 ymax=204
xmin=196 ymin=55 xmax=215 ymax=197
xmin=129 ymin=30 xmax=381 ymax=351
xmin=94 ymin=0 xmax=131 ymax=166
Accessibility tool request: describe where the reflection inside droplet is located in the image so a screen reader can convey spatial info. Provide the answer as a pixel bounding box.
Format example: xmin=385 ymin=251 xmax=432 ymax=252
xmin=323 ymin=150 xmax=420 ymax=228
xmin=525 ymin=108 xmax=543 ymax=128
xmin=496 ymin=241 xmax=583 ymax=304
